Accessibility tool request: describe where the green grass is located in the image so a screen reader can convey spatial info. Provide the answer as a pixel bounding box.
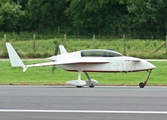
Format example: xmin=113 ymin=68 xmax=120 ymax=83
xmin=0 ymin=38 xmax=167 ymax=58
xmin=0 ymin=60 xmax=166 ymax=86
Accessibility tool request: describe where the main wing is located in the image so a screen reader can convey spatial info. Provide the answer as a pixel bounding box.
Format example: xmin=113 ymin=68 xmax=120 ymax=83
xmin=25 ymin=59 xmax=109 ymax=71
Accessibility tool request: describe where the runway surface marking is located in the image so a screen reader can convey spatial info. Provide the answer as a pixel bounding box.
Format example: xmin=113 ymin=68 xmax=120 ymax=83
xmin=0 ymin=110 xmax=167 ymax=114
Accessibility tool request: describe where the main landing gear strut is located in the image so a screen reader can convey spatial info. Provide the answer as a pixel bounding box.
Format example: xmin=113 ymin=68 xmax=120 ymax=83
xmin=76 ymin=72 xmax=98 ymax=88
xmin=84 ymin=72 xmax=94 ymax=88
xmin=139 ymin=69 xmax=152 ymax=88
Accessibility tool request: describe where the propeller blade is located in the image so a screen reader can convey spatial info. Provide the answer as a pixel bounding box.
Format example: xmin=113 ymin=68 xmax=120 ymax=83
xmin=54 ymin=43 xmax=59 ymax=56
xmin=52 ymin=65 xmax=55 ymax=74
xmin=52 ymin=43 xmax=59 ymax=73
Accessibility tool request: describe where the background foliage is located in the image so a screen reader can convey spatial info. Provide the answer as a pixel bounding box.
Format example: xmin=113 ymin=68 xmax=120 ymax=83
xmin=0 ymin=0 xmax=167 ymax=37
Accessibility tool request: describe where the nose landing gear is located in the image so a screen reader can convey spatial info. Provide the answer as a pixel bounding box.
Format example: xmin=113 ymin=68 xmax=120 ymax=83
xmin=139 ymin=69 xmax=152 ymax=88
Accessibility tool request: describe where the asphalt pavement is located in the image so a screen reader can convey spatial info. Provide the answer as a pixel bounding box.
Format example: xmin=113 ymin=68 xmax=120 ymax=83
xmin=0 ymin=85 xmax=167 ymax=120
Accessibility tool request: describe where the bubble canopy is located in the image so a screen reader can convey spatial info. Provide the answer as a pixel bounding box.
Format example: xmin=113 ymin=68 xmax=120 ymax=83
xmin=81 ymin=49 xmax=123 ymax=57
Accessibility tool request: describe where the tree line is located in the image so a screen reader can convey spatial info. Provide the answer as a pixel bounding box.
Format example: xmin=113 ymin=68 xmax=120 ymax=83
xmin=0 ymin=0 xmax=167 ymax=37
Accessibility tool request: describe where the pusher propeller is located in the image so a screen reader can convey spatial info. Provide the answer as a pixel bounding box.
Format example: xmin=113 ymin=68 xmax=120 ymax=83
xmin=51 ymin=43 xmax=59 ymax=74
xmin=54 ymin=43 xmax=59 ymax=56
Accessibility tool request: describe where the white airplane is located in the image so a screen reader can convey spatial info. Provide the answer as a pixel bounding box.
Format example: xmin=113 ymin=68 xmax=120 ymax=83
xmin=6 ymin=42 xmax=156 ymax=88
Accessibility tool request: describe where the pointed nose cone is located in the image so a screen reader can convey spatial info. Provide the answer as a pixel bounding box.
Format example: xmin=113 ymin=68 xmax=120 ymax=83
xmin=146 ymin=60 xmax=156 ymax=69
xmin=46 ymin=56 xmax=57 ymax=61
xmin=135 ymin=59 xmax=156 ymax=71
xmin=151 ymin=63 xmax=156 ymax=69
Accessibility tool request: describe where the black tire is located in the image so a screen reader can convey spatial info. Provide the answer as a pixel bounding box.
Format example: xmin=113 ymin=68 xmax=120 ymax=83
xmin=139 ymin=82 xmax=144 ymax=88
xmin=77 ymin=86 xmax=82 ymax=88
xmin=89 ymin=86 xmax=94 ymax=88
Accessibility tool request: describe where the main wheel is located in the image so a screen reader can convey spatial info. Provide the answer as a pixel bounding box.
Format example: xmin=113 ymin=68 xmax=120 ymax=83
xmin=77 ymin=86 xmax=82 ymax=88
xmin=89 ymin=85 xmax=94 ymax=88
xmin=139 ymin=82 xmax=145 ymax=88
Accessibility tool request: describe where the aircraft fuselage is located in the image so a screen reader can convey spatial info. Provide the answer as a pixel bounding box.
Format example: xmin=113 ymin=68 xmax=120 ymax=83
xmin=58 ymin=51 xmax=155 ymax=72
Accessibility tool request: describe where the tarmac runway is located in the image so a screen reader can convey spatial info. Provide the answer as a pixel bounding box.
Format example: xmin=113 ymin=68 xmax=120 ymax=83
xmin=0 ymin=85 xmax=167 ymax=120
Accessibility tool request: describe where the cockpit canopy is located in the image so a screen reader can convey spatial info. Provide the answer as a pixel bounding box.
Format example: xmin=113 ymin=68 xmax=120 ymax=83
xmin=81 ymin=49 xmax=123 ymax=57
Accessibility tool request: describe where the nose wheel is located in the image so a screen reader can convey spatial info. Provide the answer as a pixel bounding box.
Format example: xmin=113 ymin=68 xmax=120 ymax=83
xmin=139 ymin=82 xmax=145 ymax=88
xmin=139 ymin=69 xmax=152 ymax=88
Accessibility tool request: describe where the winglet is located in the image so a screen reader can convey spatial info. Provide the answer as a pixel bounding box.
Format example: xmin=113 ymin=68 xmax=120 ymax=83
xmin=59 ymin=45 xmax=67 ymax=54
xmin=6 ymin=43 xmax=26 ymax=72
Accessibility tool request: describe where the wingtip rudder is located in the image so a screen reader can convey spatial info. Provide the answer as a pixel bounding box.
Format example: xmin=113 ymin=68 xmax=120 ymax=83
xmin=5 ymin=42 xmax=25 ymax=71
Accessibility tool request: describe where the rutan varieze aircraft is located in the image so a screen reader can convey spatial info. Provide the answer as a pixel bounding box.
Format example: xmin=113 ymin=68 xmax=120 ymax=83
xmin=6 ymin=43 xmax=156 ymax=88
